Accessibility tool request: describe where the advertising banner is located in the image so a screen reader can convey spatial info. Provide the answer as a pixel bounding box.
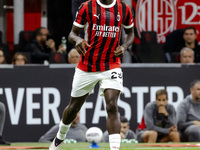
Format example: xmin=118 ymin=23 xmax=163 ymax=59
xmin=135 ymin=0 xmax=200 ymax=43
xmin=0 ymin=65 xmax=200 ymax=142
xmin=176 ymin=0 xmax=200 ymax=42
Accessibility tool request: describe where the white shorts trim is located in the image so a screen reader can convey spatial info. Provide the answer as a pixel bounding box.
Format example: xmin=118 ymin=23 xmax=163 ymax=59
xmin=71 ymin=68 xmax=124 ymax=97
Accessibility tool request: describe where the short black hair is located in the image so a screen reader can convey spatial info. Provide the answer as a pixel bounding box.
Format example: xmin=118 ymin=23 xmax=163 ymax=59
xmin=156 ymin=89 xmax=168 ymax=99
xmin=184 ymin=26 xmax=197 ymax=34
xmin=120 ymin=116 xmax=129 ymax=123
xmin=33 ymin=27 xmax=46 ymax=39
xmin=190 ymin=80 xmax=200 ymax=88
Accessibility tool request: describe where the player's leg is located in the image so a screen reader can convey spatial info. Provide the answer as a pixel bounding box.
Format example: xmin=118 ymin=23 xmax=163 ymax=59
xmin=0 ymin=102 xmax=10 ymax=145
xmin=184 ymin=125 xmax=200 ymax=142
xmin=49 ymin=94 xmax=88 ymax=150
xmin=99 ymin=68 xmax=123 ymax=150
xmin=142 ymin=130 xmax=158 ymax=143
xmin=104 ymin=89 xmax=121 ymax=150
xmin=168 ymin=131 xmax=180 ymax=142
xmin=57 ymin=94 xmax=88 ymax=139
xmin=159 ymin=134 xmax=170 ymax=143
xmin=50 ymin=68 xmax=98 ymax=150
xmin=62 ymin=94 xmax=88 ymax=124
xmin=160 ymin=131 xmax=180 ymax=143
xmin=0 ymin=102 xmax=5 ymax=137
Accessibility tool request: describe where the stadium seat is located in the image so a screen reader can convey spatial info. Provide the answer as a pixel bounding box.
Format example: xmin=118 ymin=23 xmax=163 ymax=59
xmin=163 ymin=29 xmax=184 ymax=62
xmin=21 ymin=51 xmax=32 ymax=64
xmin=14 ymin=31 xmax=33 ymax=52
xmin=135 ymin=31 xmax=166 ymax=63
xmin=0 ymin=31 xmax=2 ymax=45
xmin=1 ymin=44 xmax=11 ymax=64
xmin=0 ymin=31 xmax=12 ymax=64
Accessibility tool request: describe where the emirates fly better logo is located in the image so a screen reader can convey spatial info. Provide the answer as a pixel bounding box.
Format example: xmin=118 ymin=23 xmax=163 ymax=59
xmin=136 ymin=0 xmax=176 ymax=43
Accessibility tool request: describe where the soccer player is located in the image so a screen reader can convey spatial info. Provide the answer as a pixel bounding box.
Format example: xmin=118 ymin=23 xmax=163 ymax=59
xmin=49 ymin=0 xmax=134 ymax=149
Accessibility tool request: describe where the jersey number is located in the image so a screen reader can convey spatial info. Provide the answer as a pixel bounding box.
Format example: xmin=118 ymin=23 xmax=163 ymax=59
xmin=111 ymin=71 xmax=122 ymax=79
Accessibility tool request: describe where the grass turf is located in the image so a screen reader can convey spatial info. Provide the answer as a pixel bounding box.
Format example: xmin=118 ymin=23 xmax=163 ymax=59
xmin=1 ymin=142 xmax=200 ymax=150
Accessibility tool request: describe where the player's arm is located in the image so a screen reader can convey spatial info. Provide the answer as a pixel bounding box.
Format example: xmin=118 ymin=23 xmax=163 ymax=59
xmin=114 ymin=27 xmax=134 ymax=57
xmin=158 ymin=106 xmax=168 ymax=116
xmin=122 ymin=27 xmax=134 ymax=51
xmin=68 ymin=25 xmax=91 ymax=56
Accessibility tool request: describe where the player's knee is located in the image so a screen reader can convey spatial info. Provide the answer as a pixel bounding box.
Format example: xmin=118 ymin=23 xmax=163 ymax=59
xmin=149 ymin=131 xmax=158 ymax=139
xmin=169 ymin=131 xmax=179 ymax=137
xmin=169 ymin=131 xmax=180 ymax=142
xmin=169 ymin=131 xmax=180 ymax=139
xmin=143 ymin=131 xmax=157 ymax=143
xmin=0 ymin=102 xmax=5 ymax=113
xmin=189 ymin=126 xmax=200 ymax=137
xmin=106 ymin=101 xmax=118 ymax=114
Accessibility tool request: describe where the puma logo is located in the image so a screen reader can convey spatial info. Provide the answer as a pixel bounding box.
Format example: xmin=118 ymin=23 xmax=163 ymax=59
xmin=94 ymin=14 xmax=100 ymax=19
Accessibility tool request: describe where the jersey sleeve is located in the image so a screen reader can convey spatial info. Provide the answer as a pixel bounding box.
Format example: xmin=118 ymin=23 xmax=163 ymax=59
xmin=123 ymin=4 xmax=134 ymax=29
xmin=73 ymin=3 xmax=88 ymax=28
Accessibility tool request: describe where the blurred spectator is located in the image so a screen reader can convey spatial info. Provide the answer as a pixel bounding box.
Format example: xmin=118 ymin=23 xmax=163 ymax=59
xmin=136 ymin=89 xmax=180 ymax=143
xmin=102 ymin=116 xmax=136 ymax=142
xmin=0 ymin=48 xmax=7 ymax=64
xmin=38 ymin=112 xmax=87 ymax=142
xmin=0 ymin=102 xmax=10 ymax=145
xmin=164 ymin=26 xmax=200 ymax=63
xmin=68 ymin=48 xmax=80 ymax=64
xmin=177 ymin=80 xmax=200 ymax=142
xmin=13 ymin=52 xmax=27 ymax=65
xmin=180 ymin=47 xmax=195 ymax=64
xmin=183 ymin=27 xmax=198 ymax=50
xmin=23 ymin=27 xmax=57 ymax=64
xmin=182 ymin=27 xmax=200 ymax=63
xmin=135 ymin=31 xmax=166 ymax=63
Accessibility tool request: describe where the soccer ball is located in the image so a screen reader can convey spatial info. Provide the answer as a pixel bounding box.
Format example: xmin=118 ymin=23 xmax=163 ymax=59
xmin=85 ymin=127 xmax=103 ymax=143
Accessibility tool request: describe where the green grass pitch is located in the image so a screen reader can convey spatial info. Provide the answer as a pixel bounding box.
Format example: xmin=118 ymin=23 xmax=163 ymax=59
xmin=1 ymin=142 xmax=200 ymax=150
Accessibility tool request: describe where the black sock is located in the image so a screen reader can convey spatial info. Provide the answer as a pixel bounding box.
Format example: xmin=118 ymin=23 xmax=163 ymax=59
xmin=54 ymin=137 xmax=63 ymax=146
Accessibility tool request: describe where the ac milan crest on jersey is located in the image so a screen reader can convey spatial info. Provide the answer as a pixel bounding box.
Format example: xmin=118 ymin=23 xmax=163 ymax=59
xmin=117 ymin=12 xmax=121 ymax=22
xmin=74 ymin=0 xmax=133 ymax=72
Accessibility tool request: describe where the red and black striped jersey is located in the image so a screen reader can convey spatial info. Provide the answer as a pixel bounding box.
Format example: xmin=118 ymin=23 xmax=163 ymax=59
xmin=74 ymin=0 xmax=134 ymax=72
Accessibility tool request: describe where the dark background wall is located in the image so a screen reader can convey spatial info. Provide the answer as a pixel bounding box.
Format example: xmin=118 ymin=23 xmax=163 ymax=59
xmin=47 ymin=0 xmax=74 ymax=53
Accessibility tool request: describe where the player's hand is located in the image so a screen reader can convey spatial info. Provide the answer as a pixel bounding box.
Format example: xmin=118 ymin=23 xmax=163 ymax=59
xmin=46 ymin=39 xmax=56 ymax=52
xmin=114 ymin=45 xmax=126 ymax=57
xmin=120 ymin=131 xmax=126 ymax=139
xmin=75 ymin=38 xmax=91 ymax=56
xmin=57 ymin=45 xmax=66 ymax=54
xmin=193 ymin=120 xmax=200 ymax=127
xmin=169 ymin=125 xmax=177 ymax=132
xmin=158 ymin=106 xmax=168 ymax=116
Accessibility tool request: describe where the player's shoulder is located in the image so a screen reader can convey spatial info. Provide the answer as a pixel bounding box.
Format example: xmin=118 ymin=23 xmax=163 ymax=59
xmin=144 ymin=101 xmax=156 ymax=111
xmin=79 ymin=0 xmax=92 ymax=8
xmin=166 ymin=103 xmax=175 ymax=110
xmin=146 ymin=101 xmax=156 ymax=107
xmin=127 ymin=129 xmax=135 ymax=135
